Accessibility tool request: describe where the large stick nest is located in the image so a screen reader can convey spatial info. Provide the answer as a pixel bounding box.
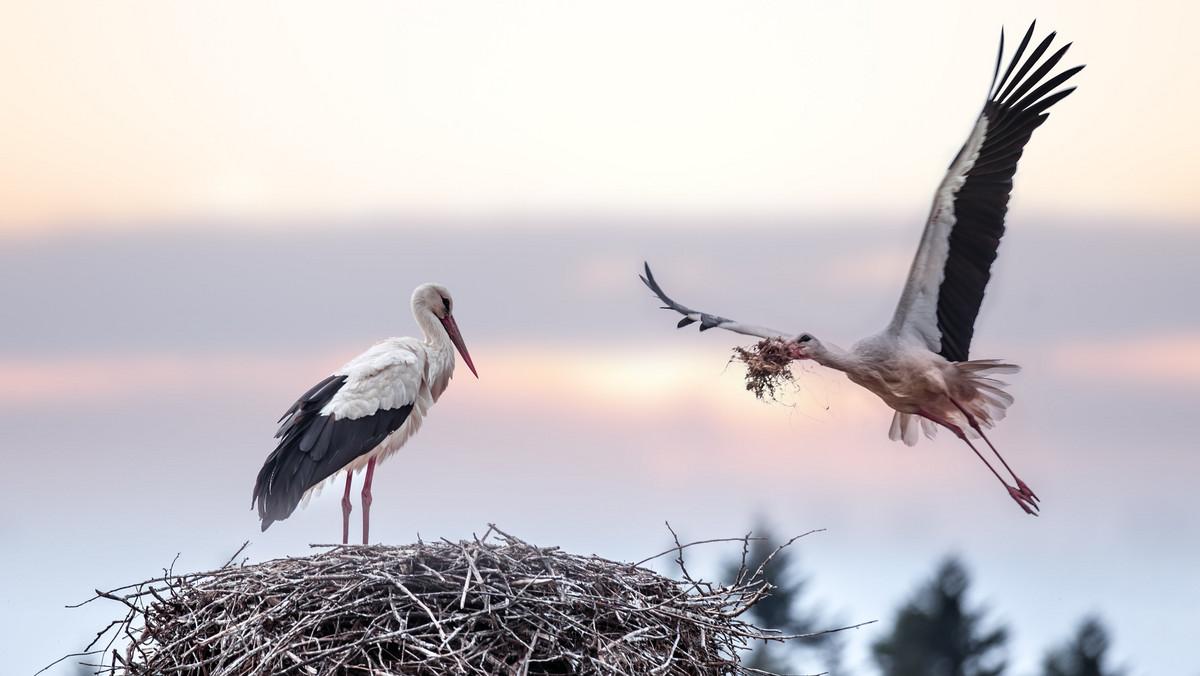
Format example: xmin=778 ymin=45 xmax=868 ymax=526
xmin=73 ymin=526 xmax=846 ymax=676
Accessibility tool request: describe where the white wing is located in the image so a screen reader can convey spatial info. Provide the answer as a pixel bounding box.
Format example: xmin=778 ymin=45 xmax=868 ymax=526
xmin=888 ymin=22 xmax=1082 ymax=361
xmin=640 ymin=263 xmax=790 ymax=340
xmin=323 ymin=337 xmax=425 ymax=419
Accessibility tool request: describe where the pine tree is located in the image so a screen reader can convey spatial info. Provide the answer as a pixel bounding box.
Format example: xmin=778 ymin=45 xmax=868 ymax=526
xmin=872 ymin=556 xmax=1008 ymax=676
xmin=1042 ymin=616 xmax=1125 ymax=676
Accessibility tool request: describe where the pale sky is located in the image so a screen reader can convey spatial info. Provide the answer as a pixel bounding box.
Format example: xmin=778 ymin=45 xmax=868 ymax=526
xmin=2 ymin=0 xmax=1199 ymax=231
xmin=3 ymin=2 xmax=1199 ymax=676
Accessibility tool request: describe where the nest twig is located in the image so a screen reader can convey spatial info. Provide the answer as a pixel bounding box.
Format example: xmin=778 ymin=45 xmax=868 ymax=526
xmin=731 ymin=338 xmax=799 ymax=401
xmin=63 ymin=525 xmax=865 ymax=676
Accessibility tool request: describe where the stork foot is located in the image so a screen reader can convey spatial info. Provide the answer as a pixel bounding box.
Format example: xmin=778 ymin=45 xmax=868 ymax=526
xmin=1007 ymin=484 xmax=1040 ymax=516
xmin=1015 ymin=478 xmax=1039 ymax=503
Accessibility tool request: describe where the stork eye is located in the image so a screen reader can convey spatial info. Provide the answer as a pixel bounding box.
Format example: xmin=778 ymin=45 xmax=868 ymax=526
xmin=441 ymin=297 xmax=451 ymax=313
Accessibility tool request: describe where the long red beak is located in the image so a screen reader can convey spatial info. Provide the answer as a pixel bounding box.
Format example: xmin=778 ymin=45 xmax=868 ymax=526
xmin=440 ymin=313 xmax=478 ymax=378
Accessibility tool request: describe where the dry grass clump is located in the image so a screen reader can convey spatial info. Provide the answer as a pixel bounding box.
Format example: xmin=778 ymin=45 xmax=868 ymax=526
xmin=69 ymin=526 xmax=847 ymax=676
xmin=731 ymin=338 xmax=799 ymax=400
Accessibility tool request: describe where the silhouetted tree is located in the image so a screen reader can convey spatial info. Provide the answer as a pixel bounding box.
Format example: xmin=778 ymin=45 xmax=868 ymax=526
xmin=1041 ymin=616 xmax=1125 ymax=676
xmin=723 ymin=521 xmax=845 ymax=674
xmin=872 ymin=556 xmax=1007 ymax=676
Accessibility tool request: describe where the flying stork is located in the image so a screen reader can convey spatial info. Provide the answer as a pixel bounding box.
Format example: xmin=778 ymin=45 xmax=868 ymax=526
xmin=253 ymin=283 xmax=478 ymax=543
xmin=641 ymin=23 xmax=1084 ymax=515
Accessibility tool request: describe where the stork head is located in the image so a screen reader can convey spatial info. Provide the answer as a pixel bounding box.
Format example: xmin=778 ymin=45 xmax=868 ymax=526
xmin=413 ymin=283 xmax=479 ymax=378
xmin=789 ymin=333 xmax=819 ymax=360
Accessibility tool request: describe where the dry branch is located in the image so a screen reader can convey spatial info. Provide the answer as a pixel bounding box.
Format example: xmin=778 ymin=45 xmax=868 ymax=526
xmin=67 ymin=525 xmax=864 ymax=676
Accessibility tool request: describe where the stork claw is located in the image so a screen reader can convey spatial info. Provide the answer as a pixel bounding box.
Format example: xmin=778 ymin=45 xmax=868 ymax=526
xmin=1016 ymin=479 xmax=1039 ymax=503
xmin=1008 ymin=484 xmax=1040 ymax=515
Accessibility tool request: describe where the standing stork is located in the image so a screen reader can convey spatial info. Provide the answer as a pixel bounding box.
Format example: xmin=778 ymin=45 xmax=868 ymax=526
xmin=641 ymin=23 xmax=1084 ymax=515
xmin=253 ymin=283 xmax=478 ymax=543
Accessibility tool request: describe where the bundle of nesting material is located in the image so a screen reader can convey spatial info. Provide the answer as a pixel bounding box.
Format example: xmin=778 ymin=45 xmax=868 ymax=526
xmin=77 ymin=526 xmax=825 ymax=676
xmin=731 ymin=338 xmax=799 ymax=401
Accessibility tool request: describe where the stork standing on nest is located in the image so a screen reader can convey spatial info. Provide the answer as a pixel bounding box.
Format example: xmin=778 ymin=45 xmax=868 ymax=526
xmin=641 ymin=23 xmax=1084 ymax=515
xmin=253 ymin=283 xmax=478 ymax=543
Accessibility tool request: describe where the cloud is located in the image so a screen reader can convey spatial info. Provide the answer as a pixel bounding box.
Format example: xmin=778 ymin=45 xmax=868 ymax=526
xmin=0 ymin=349 xmax=344 ymax=409
xmin=1049 ymin=332 xmax=1200 ymax=386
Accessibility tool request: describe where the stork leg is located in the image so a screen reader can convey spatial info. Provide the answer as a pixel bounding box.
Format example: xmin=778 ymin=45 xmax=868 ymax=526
xmin=946 ymin=396 xmax=1039 ymax=505
xmin=361 ymin=457 xmax=377 ymax=546
xmin=341 ymin=472 xmax=354 ymax=545
xmin=918 ymin=410 xmax=1039 ymax=516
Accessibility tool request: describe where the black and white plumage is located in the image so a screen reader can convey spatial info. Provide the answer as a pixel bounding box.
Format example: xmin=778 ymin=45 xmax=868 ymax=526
xmin=641 ymin=23 xmax=1083 ymax=515
xmin=253 ymin=283 xmax=478 ymax=543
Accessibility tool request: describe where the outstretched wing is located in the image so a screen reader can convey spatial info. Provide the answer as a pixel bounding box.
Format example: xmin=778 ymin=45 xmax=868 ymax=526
xmin=640 ymin=263 xmax=790 ymax=340
xmin=890 ymin=22 xmax=1084 ymax=361
xmin=252 ymin=342 xmax=422 ymax=531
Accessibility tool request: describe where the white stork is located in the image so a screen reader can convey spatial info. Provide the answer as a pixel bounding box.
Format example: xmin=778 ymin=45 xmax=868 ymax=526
xmin=641 ymin=23 xmax=1083 ymax=515
xmin=253 ymin=283 xmax=478 ymax=543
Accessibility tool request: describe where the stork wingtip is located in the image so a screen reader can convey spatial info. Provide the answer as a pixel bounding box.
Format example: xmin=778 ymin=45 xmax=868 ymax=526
xmin=640 ymin=265 xmax=666 ymax=297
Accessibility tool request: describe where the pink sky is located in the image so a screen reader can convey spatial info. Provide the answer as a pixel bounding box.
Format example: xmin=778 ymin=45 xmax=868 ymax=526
xmin=4 ymin=224 xmax=1198 ymax=676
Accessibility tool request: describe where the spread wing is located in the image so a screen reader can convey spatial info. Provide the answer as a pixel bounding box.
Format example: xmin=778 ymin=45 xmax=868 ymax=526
xmin=889 ymin=22 xmax=1084 ymax=361
xmin=640 ymin=263 xmax=790 ymax=340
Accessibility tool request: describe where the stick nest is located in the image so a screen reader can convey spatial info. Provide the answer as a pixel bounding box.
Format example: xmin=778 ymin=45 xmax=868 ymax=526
xmin=731 ymin=338 xmax=798 ymax=400
xmin=76 ymin=526 xmax=833 ymax=676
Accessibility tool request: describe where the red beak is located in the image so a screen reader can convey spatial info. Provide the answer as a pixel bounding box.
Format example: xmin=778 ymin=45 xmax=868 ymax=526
xmin=439 ymin=313 xmax=478 ymax=378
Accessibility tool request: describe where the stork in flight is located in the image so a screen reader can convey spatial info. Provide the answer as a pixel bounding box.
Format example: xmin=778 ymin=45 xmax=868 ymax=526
xmin=641 ymin=23 xmax=1083 ymax=515
xmin=253 ymin=283 xmax=478 ymax=543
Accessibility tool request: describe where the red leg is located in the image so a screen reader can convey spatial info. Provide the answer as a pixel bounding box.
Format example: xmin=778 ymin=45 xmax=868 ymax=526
xmin=946 ymin=397 xmax=1039 ymax=504
xmin=361 ymin=457 xmax=377 ymax=545
xmin=341 ymin=472 xmax=354 ymax=545
xmin=918 ymin=410 xmax=1038 ymax=516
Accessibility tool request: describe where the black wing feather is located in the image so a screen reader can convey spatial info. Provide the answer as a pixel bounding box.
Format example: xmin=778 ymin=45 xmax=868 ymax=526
xmin=934 ymin=22 xmax=1083 ymax=362
xmin=297 ymin=413 xmax=328 ymax=454
xmin=995 ymin=31 xmax=1057 ymax=102
xmin=252 ymin=374 xmax=414 ymax=531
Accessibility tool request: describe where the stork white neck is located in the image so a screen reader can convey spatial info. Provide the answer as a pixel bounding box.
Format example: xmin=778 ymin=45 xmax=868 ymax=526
xmin=409 ymin=282 xmax=478 ymax=398
xmin=414 ymin=300 xmax=452 ymax=351
xmin=802 ymin=338 xmax=855 ymax=373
